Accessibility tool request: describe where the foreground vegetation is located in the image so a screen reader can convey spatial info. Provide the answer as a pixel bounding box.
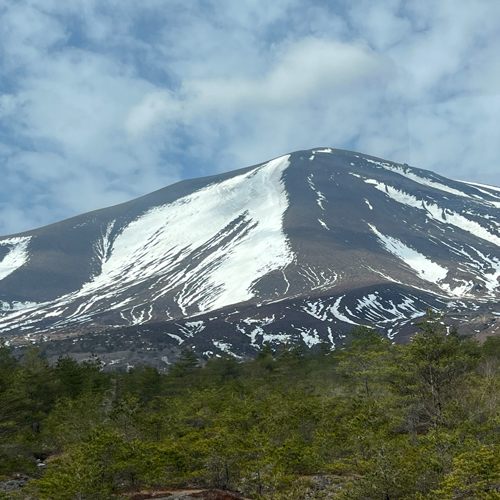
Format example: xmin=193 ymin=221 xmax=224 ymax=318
xmin=2 ymin=311 xmax=500 ymax=499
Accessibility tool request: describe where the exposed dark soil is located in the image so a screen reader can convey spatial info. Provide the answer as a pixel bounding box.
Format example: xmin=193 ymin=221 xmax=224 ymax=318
xmin=127 ymin=489 xmax=247 ymax=500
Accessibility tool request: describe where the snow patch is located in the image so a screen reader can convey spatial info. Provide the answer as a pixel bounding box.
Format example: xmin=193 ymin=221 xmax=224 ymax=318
xmin=294 ymin=326 xmax=321 ymax=347
xmin=318 ymin=219 xmax=330 ymax=230
xmin=0 ymin=237 xmax=31 ymax=281
xmin=213 ymin=340 xmax=242 ymax=359
xmin=0 ymin=300 xmax=38 ymax=312
xmin=166 ymin=333 xmax=184 ymax=344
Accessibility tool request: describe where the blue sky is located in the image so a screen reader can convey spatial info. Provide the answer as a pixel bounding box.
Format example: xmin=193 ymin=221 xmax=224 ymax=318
xmin=0 ymin=0 xmax=499 ymax=235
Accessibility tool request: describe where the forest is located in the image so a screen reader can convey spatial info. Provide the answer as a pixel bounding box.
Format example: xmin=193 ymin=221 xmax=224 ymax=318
xmin=2 ymin=310 xmax=500 ymax=499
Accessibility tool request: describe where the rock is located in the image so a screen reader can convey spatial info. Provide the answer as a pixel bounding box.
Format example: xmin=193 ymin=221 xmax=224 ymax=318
xmin=0 ymin=475 xmax=30 ymax=492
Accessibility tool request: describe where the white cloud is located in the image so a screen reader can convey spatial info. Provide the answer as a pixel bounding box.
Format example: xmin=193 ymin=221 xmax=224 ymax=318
xmin=408 ymin=95 xmax=500 ymax=182
xmin=125 ymin=38 xmax=394 ymax=136
xmin=0 ymin=0 xmax=499 ymax=235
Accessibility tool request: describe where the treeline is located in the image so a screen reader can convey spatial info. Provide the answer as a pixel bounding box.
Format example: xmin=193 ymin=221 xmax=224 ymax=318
xmin=2 ymin=311 xmax=500 ymax=499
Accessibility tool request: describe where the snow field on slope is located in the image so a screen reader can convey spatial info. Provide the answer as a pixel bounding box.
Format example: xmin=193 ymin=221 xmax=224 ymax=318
xmin=0 ymin=237 xmax=31 ymax=281
xmin=64 ymin=155 xmax=294 ymax=316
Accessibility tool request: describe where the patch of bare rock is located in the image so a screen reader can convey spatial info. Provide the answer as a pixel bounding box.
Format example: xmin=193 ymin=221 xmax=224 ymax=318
xmin=126 ymin=489 xmax=247 ymax=500
xmin=125 ymin=476 xmax=343 ymax=500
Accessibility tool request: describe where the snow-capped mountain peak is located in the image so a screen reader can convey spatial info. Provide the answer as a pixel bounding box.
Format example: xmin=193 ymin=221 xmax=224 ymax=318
xmin=2 ymin=148 xmax=500 ymax=364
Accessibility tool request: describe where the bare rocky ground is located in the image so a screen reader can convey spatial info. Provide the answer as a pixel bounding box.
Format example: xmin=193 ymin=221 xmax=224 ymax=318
xmin=123 ymin=476 xmax=343 ymax=500
xmin=0 ymin=475 xmax=343 ymax=499
xmin=126 ymin=490 xmax=247 ymax=499
xmin=0 ymin=475 xmax=30 ymax=493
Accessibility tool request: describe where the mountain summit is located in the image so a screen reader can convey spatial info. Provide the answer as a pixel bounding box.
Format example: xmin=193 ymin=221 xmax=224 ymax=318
xmin=2 ymin=148 xmax=500 ymax=364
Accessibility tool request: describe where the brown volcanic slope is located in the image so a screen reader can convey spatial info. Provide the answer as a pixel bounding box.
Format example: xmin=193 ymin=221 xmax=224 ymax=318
xmin=2 ymin=148 xmax=500 ymax=367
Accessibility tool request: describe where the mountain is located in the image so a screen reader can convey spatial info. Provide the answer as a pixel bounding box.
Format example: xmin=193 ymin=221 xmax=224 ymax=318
xmin=2 ymin=148 xmax=500 ymax=367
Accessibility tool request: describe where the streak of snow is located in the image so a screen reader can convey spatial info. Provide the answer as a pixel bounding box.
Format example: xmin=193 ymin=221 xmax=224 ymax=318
xmin=94 ymin=221 xmax=115 ymax=264
xmin=248 ymin=326 xmax=264 ymax=346
xmin=213 ymin=340 xmax=242 ymax=359
xmin=0 ymin=301 xmax=37 ymax=312
xmin=0 ymin=237 xmax=31 ymax=281
xmin=317 ymin=192 xmax=326 ymax=210
xmin=368 ymin=224 xmax=448 ymax=284
xmin=356 ymin=293 xmax=422 ymax=324
xmin=365 ymin=159 xmax=471 ymax=198
xmin=242 ymin=316 xmax=274 ymax=327
xmin=185 ymin=320 xmax=205 ymax=330
xmin=108 ymin=358 xmax=124 ymax=366
xmin=364 ymin=199 xmax=373 ymax=210
xmin=282 ymin=270 xmax=290 ymax=294
xmin=166 ymin=333 xmax=184 ymax=344
xmin=302 ymin=300 xmax=329 ymax=321
xmin=128 ymin=305 xmax=153 ymax=325
xmin=307 ymin=174 xmax=327 ymax=210
xmin=466 ymin=248 xmax=500 ymax=293
xmin=366 ymin=266 xmax=401 ymax=283
xmin=262 ymin=333 xmax=291 ymax=343
xmin=458 ymin=183 xmax=500 ymax=206
xmin=297 ymin=266 xmax=337 ymax=290
xmin=318 ymin=219 xmax=330 ymax=230
xmin=440 ymin=282 xmax=473 ymax=296
xmin=366 ymin=180 xmax=500 ymax=248
xmin=457 ymin=180 xmax=500 ymax=194
xmin=327 ymin=327 xmax=336 ymax=349
xmin=177 ymin=321 xmax=205 ymax=337
xmin=44 ymin=308 xmax=68 ymax=318
xmin=330 ymin=296 xmax=358 ymax=325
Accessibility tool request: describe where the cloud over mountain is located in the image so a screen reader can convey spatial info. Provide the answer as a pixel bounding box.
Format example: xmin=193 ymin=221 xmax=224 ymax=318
xmin=0 ymin=0 xmax=499 ymax=236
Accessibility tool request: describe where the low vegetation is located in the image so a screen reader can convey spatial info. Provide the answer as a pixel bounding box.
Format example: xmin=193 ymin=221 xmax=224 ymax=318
xmin=2 ymin=310 xmax=500 ymax=499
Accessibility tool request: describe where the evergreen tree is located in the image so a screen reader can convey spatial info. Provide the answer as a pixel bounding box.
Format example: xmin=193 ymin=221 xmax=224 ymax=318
xmin=398 ymin=309 xmax=480 ymax=426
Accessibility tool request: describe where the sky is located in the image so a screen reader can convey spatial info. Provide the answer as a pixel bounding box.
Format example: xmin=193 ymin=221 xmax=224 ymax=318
xmin=0 ymin=0 xmax=499 ymax=236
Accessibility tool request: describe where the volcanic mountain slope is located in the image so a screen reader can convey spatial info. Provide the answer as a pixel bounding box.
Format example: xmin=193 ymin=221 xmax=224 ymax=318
xmin=2 ymin=147 xmax=500 ymax=362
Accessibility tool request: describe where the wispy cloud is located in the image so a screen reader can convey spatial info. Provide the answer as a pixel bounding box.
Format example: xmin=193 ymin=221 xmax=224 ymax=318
xmin=0 ymin=0 xmax=499 ymax=235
